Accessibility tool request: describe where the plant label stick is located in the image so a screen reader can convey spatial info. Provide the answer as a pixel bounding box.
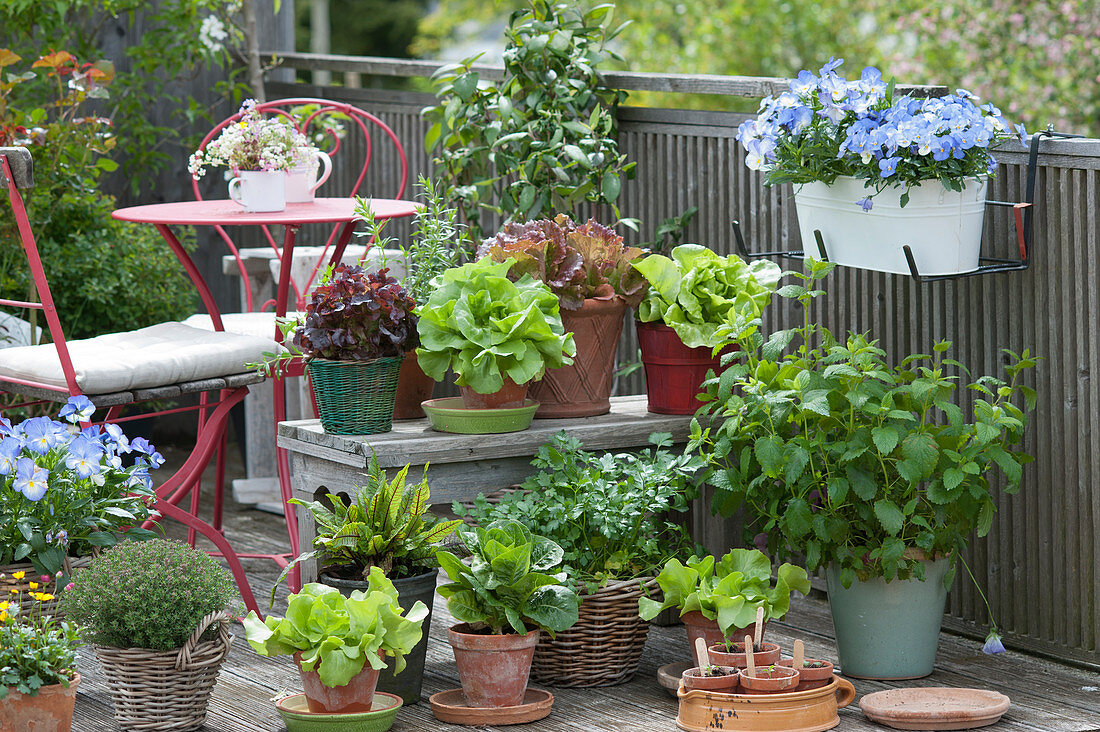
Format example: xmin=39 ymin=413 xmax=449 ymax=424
xmin=755 ymin=606 xmax=765 ymax=647
xmin=745 ymin=634 xmax=756 ymax=676
xmin=695 ymin=637 xmax=710 ymax=669
xmin=793 ymin=639 xmax=805 ymax=669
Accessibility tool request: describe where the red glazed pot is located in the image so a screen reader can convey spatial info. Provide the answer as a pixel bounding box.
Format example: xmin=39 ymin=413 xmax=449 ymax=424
xmin=459 ymin=378 xmax=530 ymax=409
xmin=780 ymin=657 xmax=835 ymax=691
xmin=528 ymin=298 xmax=626 ymax=418
xmin=681 ymin=666 xmax=740 ymax=693
xmin=738 ymin=664 xmax=800 ymax=695
xmin=708 ymin=640 xmax=781 ymax=669
xmin=636 ymin=321 xmax=737 ymax=414
xmin=392 ymin=354 xmax=436 ymax=420
xmin=0 ymin=672 xmax=80 ymax=732
xmin=448 ymin=624 xmax=539 ymax=708
xmin=295 ymin=650 xmax=384 ymax=713
xmin=681 ymin=611 xmax=725 ymax=655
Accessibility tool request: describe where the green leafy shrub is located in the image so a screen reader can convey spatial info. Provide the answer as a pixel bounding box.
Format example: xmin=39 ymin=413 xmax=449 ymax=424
xmin=691 ymin=261 xmax=1038 ymax=586
xmin=638 ymin=550 xmax=810 ymax=639
xmin=60 ymin=540 xmax=241 ymax=651
xmin=458 ymin=431 xmax=699 ymax=585
xmin=436 ymin=519 xmax=580 ymax=635
xmin=423 ymin=0 xmax=634 ymax=238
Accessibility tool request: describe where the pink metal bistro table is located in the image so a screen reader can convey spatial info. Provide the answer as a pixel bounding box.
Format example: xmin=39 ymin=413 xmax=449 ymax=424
xmin=112 ymin=197 xmax=419 ymax=589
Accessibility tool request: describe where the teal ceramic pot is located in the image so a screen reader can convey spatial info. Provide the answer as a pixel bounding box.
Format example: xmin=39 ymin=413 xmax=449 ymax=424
xmin=825 ymin=558 xmax=950 ymax=680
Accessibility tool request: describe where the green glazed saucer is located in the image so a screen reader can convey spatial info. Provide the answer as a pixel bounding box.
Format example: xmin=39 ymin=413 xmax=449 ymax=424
xmin=275 ymin=692 xmax=402 ymax=732
xmin=421 ymin=397 xmax=539 ymax=434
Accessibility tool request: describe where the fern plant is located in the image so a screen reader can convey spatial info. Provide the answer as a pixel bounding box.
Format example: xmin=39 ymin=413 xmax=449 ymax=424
xmin=280 ymin=456 xmax=462 ymax=585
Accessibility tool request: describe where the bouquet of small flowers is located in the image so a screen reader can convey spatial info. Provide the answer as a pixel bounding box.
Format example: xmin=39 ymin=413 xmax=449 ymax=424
xmin=736 ymin=59 xmax=1028 ymax=208
xmin=188 ymin=98 xmax=315 ymax=179
xmin=0 ymin=396 xmax=161 ymax=579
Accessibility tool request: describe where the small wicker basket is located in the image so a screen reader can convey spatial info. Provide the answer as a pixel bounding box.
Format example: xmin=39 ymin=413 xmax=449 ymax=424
xmin=307 ymin=356 xmax=403 ymax=435
xmin=531 ymin=577 xmax=658 ymax=688
xmin=93 ymin=610 xmax=232 ymax=731
xmin=1 ymin=556 xmax=91 ymax=620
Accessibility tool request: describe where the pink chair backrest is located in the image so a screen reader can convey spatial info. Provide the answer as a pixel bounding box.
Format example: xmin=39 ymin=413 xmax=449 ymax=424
xmin=191 ymin=98 xmax=409 ymax=311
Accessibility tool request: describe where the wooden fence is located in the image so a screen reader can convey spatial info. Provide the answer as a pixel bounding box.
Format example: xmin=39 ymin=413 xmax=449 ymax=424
xmin=263 ymin=54 xmax=1099 ymax=669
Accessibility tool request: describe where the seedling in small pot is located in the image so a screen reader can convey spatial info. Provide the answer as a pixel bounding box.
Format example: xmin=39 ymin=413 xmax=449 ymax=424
xmin=779 ymin=639 xmax=835 ymax=691
xmin=682 ymin=637 xmax=740 ymax=692
xmin=739 ymin=640 xmax=800 ymax=695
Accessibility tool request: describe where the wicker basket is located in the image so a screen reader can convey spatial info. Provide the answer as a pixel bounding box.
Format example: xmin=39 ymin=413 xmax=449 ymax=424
xmin=93 ymin=610 xmax=232 ymax=731
xmin=307 ymin=356 xmax=403 ymax=435
xmin=1 ymin=556 xmax=91 ymax=620
xmin=531 ymin=577 xmax=658 ymax=688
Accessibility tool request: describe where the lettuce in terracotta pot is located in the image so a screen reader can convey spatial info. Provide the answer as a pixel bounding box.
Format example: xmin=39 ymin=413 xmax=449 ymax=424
xmin=243 ymin=571 xmax=427 ymax=713
xmin=478 ymin=215 xmax=648 ymax=310
xmin=639 ymin=549 xmax=810 ymax=651
xmin=415 ymin=258 xmax=576 ymax=407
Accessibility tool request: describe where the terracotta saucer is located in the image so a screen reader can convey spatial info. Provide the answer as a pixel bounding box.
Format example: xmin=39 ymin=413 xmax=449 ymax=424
xmin=429 ymin=688 xmax=553 ymax=725
xmin=658 ymin=661 xmax=693 ymax=698
xmin=860 ymin=687 xmax=1011 ymax=730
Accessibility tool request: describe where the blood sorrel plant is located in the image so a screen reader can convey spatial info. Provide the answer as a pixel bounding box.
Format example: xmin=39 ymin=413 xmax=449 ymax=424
xmin=735 ymin=59 xmax=1027 ymax=208
xmin=478 ymin=215 xmax=648 ymax=310
xmin=638 ymin=549 xmax=810 ymax=640
xmin=293 ymin=265 xmax=418 ymax=362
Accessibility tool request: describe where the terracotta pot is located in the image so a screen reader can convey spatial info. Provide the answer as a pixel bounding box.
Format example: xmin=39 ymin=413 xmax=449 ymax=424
xmin=392 ymin=354 xmax=436 ymax=420
xmin=294 ymin=650 xmax=384 ymax=713
xmin=528 ymin=298 xmax=626 ymax=418
xmin=738 ymin=664 xmax=800 ymax=695
xmin=681 ymin=666 xmax=740 ymax=693
xmin=681 ymin=611 xmax=725 ymax=655
xmin=459 ymin=378 xmax=530 ymax=409
xmin=708 ymin=640 xmax=781 ymax=669
xmin=0 ymin=673 xmax=80 ymax=732
xmin=636 ymin=321 xmax=738 ymax=415
xmin=448 ymin=624 xmax=539 ymax=708
xmin=780 ymin=657 xmax=835 ymax=691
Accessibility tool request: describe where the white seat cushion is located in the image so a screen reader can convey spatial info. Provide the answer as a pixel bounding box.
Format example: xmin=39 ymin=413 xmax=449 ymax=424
xmin=183 ymin=312 xmax=303 ymax=340
xmin=0 ymin=322 xmax=279 ymax=394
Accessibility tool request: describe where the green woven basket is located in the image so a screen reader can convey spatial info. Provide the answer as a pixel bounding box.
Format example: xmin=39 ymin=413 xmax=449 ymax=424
xmin=307 ymin=356 xmax=403 ymax=435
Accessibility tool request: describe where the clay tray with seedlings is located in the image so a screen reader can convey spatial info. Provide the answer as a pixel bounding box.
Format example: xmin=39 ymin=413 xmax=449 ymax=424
xmin=677 ymin=634 xmax=856 ymax=732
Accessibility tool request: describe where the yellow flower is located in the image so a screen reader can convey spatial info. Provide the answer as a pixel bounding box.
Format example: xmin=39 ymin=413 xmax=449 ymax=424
xmin=0 ymin=601 xmax=7 ymax=611
xmin=11 ymin=571 xmax=24 ymax=580
xmin=7 ymin=589 xmax=16 ymax=594
xmin=28 ymin=582 xmax=38 ymax=589
xmin=0 ymin=611 xmax=7 ymax=622
xmin=34 ymin=593 xmax=54 ymax=602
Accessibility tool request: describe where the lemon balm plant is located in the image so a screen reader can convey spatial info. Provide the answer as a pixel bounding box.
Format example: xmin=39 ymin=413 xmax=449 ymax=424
xmin=690 ymin=260 xmax=1037 ymax=677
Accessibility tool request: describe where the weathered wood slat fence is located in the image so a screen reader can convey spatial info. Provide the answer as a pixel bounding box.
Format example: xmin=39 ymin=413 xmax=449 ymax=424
xmin=263 ymin=53 xmax=1099 ymax=670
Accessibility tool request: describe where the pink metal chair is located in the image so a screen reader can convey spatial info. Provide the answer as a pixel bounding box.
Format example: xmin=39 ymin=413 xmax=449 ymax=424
xmin=0 ymin=146 xmax=277 ymax=614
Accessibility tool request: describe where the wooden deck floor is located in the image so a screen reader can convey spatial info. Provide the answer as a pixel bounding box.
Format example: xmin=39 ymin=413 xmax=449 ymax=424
xmin=71 ymin=447 xmax=1100 ymax=731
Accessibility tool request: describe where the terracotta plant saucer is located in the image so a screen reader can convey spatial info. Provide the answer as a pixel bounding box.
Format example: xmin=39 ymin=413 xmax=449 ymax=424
xmin=429 ymin=688 xmax=553 ymax=725
xmin=659 ymin=661 xmax=693 ymax=697
xmin=860 ymin=688 xmax=1011 ymax=730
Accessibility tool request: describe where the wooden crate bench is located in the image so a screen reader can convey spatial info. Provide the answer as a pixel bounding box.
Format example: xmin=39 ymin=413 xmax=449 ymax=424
xmin=276 ymin=394 xmax=694 ymax=583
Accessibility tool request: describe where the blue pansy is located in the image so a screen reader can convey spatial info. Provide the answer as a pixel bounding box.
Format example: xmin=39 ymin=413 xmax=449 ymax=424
xmin=856 ymin=197 xmax=874 ymax=212
xmin=878 ymin=156 xmax=901 ymax=177
xmin=0 ymin=438 xmax=20 ymax=476
xmin=982 ymin=631 xmax=1005 ymax=655
xmin=65 ymin=435 xmax=106 ymax=479
xmin=22 ymin=416 xmax=68 ymax=455
xmin=59 ymin=395 xmax=96 ymax=424
xmin=13 ymin=457 xmax=49 ymax=501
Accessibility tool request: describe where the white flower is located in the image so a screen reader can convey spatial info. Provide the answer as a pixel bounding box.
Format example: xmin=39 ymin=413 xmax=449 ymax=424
xmin=200 ymin=16 xmax=229 ymax=54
